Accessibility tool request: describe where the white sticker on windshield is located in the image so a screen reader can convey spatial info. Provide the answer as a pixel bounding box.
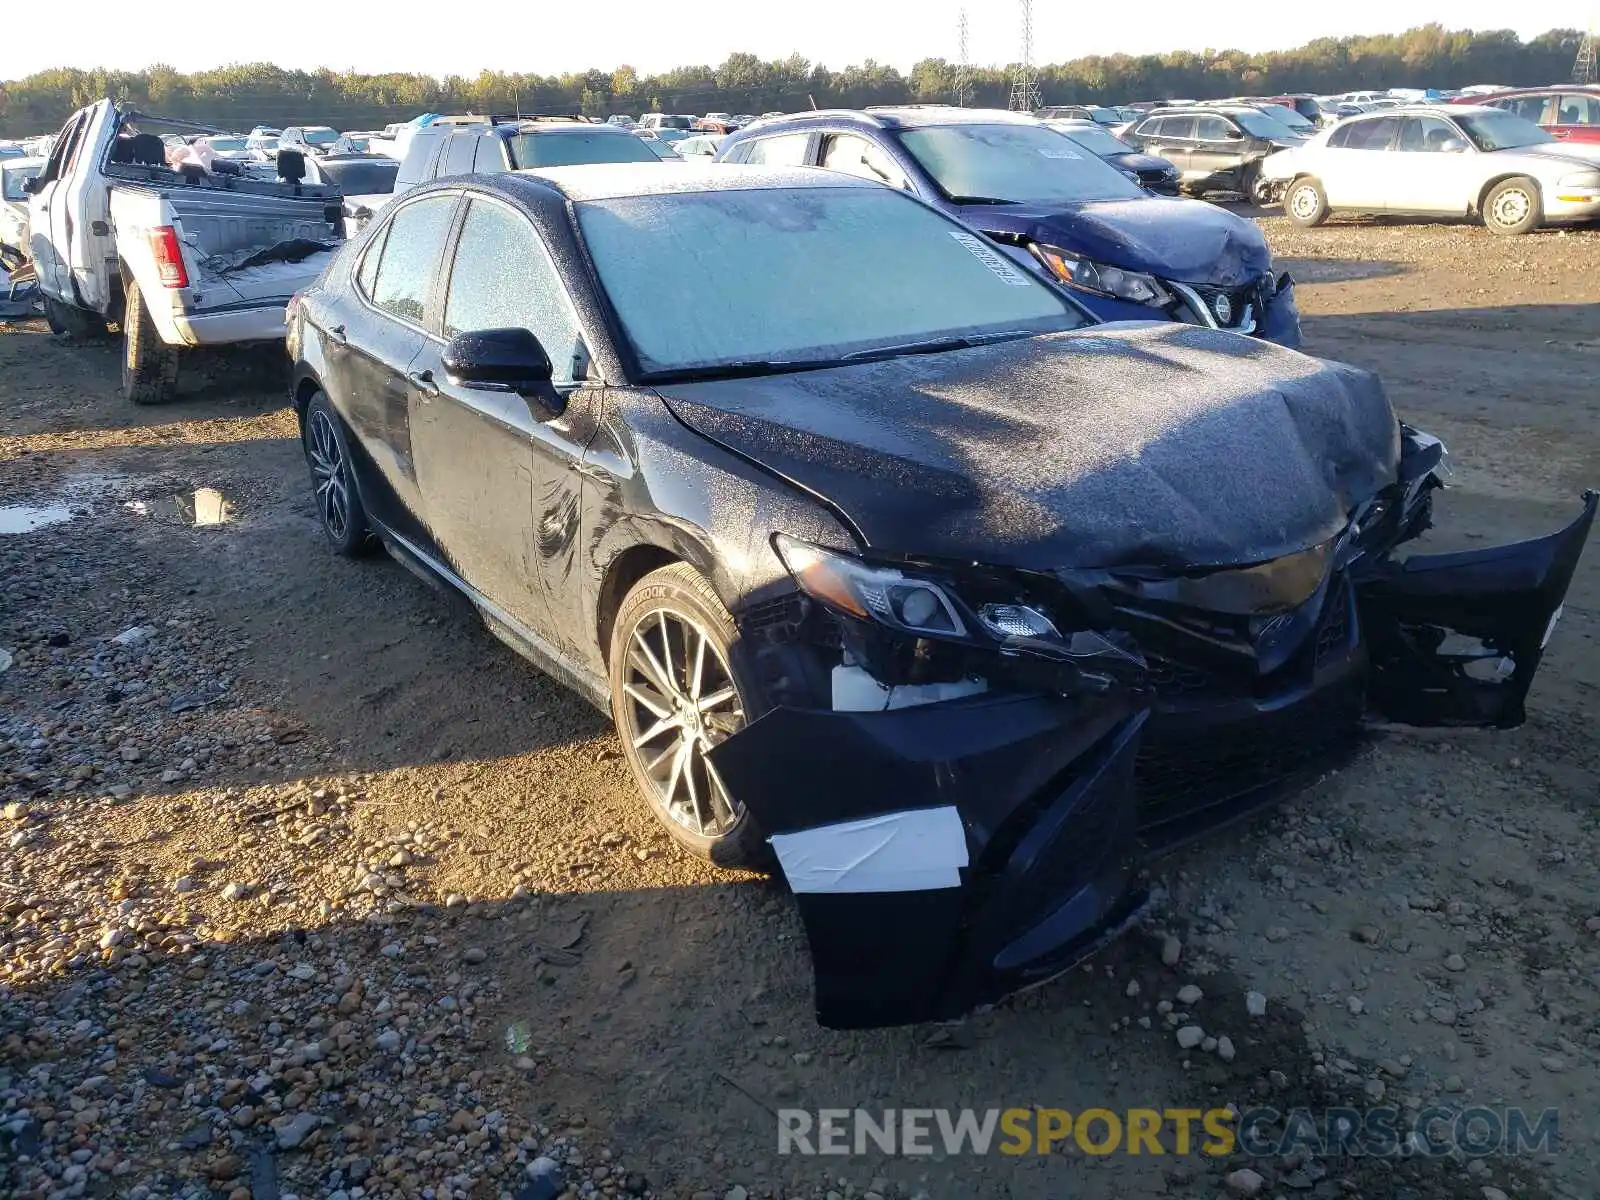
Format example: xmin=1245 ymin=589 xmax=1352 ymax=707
xmin=948 ymin=231 xmax=1032 ymax=286
xmin=1039 ymin=147 xmax=1082 ymax=159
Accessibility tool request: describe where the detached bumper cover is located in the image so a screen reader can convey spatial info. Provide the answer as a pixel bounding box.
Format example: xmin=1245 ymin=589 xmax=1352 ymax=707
xmin=709 ymin=693 xmax=1148 ymax=1030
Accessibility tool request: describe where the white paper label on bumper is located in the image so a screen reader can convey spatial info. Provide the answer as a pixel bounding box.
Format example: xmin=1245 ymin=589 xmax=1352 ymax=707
xmin=770 ymin=806 xmax=970 ymax=895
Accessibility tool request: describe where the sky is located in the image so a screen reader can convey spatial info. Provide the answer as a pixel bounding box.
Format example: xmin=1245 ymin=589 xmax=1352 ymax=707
xmin=4 ymin=0 xmax=1584 ymax=80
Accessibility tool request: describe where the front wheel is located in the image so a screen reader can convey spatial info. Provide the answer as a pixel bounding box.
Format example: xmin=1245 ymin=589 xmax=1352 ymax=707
xmin=1483 ymin=177 xmax=1542 ymax=236
xmin=1285 ymin=178 xmax=1330 ymax=227
xmin=609 ymin=563 xmax=768 ymax=868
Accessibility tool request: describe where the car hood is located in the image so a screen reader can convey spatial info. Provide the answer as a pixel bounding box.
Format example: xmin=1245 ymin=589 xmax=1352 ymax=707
xmin=1108 ymin=150 xmax=1176 ymax=175
xmin=1514 ymin=143 xmax=1600 ymax=169
xmin=658 ymin=323 xmax=1400 ymax=572
xmin=955 ymin=196 xmax=1271 ymax=287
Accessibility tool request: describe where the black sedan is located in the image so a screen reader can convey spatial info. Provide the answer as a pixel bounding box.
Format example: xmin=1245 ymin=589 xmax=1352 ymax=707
xmin=286 ymin=164 xmax=1593 ymax=1030
xmin=1044 ymin=118 xmax=1181 ymax=195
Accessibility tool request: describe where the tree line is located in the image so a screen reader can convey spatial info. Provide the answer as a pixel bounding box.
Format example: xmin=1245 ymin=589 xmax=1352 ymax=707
xmin=1 ymin=25 xmax=1588 ymax=136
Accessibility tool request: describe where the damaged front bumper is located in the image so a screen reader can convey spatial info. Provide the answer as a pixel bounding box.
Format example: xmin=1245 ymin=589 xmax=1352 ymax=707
xmin=721 ymin=436 xmax=1593 ymax=1030
xmin=709 ymin=693 xmax=1149 ymax=1029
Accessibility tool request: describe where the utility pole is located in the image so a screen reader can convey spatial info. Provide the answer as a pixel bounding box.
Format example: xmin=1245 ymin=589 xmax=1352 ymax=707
xmin=1576 ymin=30 xmax=1598 ymax=85
xmin=955 ymin=8 xmax=970 ymax=106
xmin=1009 ymin=0 xmax=1042 ymax=112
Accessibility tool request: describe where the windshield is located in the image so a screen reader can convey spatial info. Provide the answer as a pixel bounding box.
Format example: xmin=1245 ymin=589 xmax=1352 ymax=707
xmin=3 ymin=165 xmax=41 ymax=200
xmin=644 ymin=139 xmax=681 ymax=158
xmin=1456 ymin=110 xmax=1552 ymax=151
xmin=578 ymin=186 xmax=1086 ymax=378
xmin=898 ymin=122 xmax=1145 ymax=205
xmin=1233 ymin=111 xmax=1301 ymax=139
xmin=319 ymin=159 xmax=399 ymax=194
xmin=305 ymin=128 xmax=340 ymax=145
xmin=655 ymin=115 xmax=693 ymax=130
xmin=508 ymin=131 xmax=658 ymax=167
xmin=255 ymin=138 xmax=279 ymax=150
xmin=1255 ymin=104 xmax=1313 ymax=130
xmin=206 ymin=137 xmax=247 ymax=151
xmin=1050 ymin=123 xmax=1131 ymax=157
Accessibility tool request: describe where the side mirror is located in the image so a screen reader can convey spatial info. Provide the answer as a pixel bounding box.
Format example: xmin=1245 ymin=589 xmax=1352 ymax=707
xmin=442 ymin=328 xmax=566 ymax=420
xmin=1223 ymin=128 xmax=1245 ymax=140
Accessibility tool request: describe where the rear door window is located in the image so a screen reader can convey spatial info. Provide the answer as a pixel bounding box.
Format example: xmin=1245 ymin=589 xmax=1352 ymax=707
xmin=368 ymin=194 xmax=458 ymax=326
xmin=1151 ymin=115 xmax=1195 ymax=140
xmin=743 ymin=133 xmax=812 ymax=166
xmin=1557 ymin=94 xmax=1600 ymax=126
xmin=1333 ymin=117 xmax=1400 ymax=150
xmin=1193 ymin=116 xmax=1233 ymax=143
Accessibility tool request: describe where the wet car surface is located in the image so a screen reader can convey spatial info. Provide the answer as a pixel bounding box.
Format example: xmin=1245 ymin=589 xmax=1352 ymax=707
xmin=287 ymin=162 xmax=1594 ymax=1028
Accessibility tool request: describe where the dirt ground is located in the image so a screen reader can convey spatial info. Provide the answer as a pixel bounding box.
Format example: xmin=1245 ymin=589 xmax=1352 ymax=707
xmin=2 ymin=213 xmax=1598 ymax=1200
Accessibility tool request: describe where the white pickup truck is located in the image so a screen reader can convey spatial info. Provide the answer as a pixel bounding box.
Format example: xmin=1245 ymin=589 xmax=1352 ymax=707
xmin=26 ymin=100 xmax=346 ymax=404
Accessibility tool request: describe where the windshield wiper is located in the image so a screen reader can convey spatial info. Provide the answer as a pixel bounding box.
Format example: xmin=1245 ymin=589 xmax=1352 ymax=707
xmin=641 ymin=359 xmax=842 ymax=383
xmin=947 ymin=195 xmax=1018 ymax=205
xmin=842 ymin=330 xmax=1035 ymax=363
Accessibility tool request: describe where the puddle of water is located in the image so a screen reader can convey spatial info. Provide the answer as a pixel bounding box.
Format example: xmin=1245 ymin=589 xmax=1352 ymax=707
xmin=0 ymin=504 xmax=74 ymax=535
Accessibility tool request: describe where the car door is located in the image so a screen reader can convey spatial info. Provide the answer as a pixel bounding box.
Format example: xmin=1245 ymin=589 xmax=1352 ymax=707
xmin=1386 ymin=116 xmax=1474 ymax=214
xmin=406 ymin=193 xmax=603 ymax=650
xmin=1319 ymin=116 xmax=1402 ymax=209
xmin=1550 ymin=93 xmax=1600 ymax=145
xmin=27 ymin=107 xmax=91 ymax=302
xmin=1133 ymin=115 xmax=1193 ymax=178
xmin=1189 ymin=115 xmax=1245 ymax=191
xmin=337 ymin=190 xmax=461 ymax=545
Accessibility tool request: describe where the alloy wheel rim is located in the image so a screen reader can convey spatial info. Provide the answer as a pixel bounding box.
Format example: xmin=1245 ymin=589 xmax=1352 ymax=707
xmin=1290 ymin=186 xmax=1317 ymax=219
xmin=619 ymin=608 xmax=745 ymax=838
xmin=1492 ymin=189 xmax=1531 ymax=228
xmin=307 ymin=409 xmax=350 ymax=541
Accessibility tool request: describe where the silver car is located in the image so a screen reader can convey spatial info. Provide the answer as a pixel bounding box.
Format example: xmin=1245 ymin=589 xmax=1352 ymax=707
xmin=1261 ymin=105 xmax=1600 ymax=234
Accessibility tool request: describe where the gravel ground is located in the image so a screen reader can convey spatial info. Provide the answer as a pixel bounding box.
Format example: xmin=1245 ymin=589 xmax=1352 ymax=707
xmin=2 ymin=213 xmax=1598 ymax=1200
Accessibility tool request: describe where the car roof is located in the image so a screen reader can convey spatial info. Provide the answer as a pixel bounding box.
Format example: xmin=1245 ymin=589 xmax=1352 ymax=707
xmin=744 ymin=106 xmax=1035 ymax=133
xmin=1461 ymin=84 xmax=1598 ymax=98
xmin=502 ymin=162 xmax=876 ymax=202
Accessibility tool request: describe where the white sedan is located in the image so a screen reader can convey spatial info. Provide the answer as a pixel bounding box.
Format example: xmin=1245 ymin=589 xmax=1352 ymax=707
xmin=1261 ymin=105 xmax=1600 ymax=234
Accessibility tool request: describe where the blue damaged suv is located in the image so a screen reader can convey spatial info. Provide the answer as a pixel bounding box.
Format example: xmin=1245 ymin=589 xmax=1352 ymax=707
xmin=717 ymin=107 xmax=1301 ymax=347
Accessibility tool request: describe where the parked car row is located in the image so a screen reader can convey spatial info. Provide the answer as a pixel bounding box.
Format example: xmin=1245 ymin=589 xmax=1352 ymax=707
xmin=283 ymin=158 xmax=1595 ymax=1030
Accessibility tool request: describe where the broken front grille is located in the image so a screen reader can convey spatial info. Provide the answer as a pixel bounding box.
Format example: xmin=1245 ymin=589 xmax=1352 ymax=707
xmin=1135 ymin=672 xmax=1364 ymax=839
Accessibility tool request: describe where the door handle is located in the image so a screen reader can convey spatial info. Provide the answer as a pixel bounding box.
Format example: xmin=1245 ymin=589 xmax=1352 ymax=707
xmin=326 ymin=324 xmax=347 ymax=346
xmin=407 ymin=368 xmax=440 ymax=400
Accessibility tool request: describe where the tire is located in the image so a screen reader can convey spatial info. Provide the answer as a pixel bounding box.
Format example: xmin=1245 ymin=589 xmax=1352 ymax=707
xmin=608 ymin=562 xmax=769 ymax=868
xmin=302 ymin=392 xmax=372 ymax=556
xmin=1482 ymin=176 xmax=1542 ymax=236
xmin=1285 ymin=177 xmax=1330 ymax=227
xmin=44 ymin=295 xmax=110 ymax=340
xmin=121 ymin=279 xmax=180 ymax=404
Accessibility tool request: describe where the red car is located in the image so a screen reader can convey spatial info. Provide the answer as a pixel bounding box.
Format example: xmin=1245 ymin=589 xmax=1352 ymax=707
xmin=1452 ymin=86 xmax=1600 ymax=144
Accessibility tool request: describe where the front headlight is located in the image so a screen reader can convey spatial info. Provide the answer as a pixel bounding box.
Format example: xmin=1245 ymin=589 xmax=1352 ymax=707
xmin=773 ymin=535 xmax=966 ymax=639
xmin=1032 ymin=244 xmax=1171 ymax=307
xmin=1557 ymin=171 xmax=1600 ymax=188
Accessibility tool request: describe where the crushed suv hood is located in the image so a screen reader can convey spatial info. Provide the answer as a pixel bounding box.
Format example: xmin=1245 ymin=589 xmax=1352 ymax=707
xmin=660 ymin=324 xmax=1400 ymax=572
xmin=957 ymin=196 xmax=1272 ymax=288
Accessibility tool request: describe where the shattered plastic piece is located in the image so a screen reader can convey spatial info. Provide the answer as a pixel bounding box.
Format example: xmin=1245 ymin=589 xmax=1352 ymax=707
xmin=169 ymin=681 xmax=229 ymax=713
xmin=829 ymin=663 xmax=989 ymax=712
xmin=111 ymin=626 xmax=158 ymax=647
xmin=504 ymin=1020 xmax=534 ymax=1055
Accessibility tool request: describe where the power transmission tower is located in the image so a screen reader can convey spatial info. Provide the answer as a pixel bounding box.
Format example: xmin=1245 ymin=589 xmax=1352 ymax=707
xmin=1576 ymin=31 xmax=1598 ymax=85
xmin=1009 ymin=0 xmax=1042 ymax=112
xmin=955 ymin=9 xmax=970 ymax=107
